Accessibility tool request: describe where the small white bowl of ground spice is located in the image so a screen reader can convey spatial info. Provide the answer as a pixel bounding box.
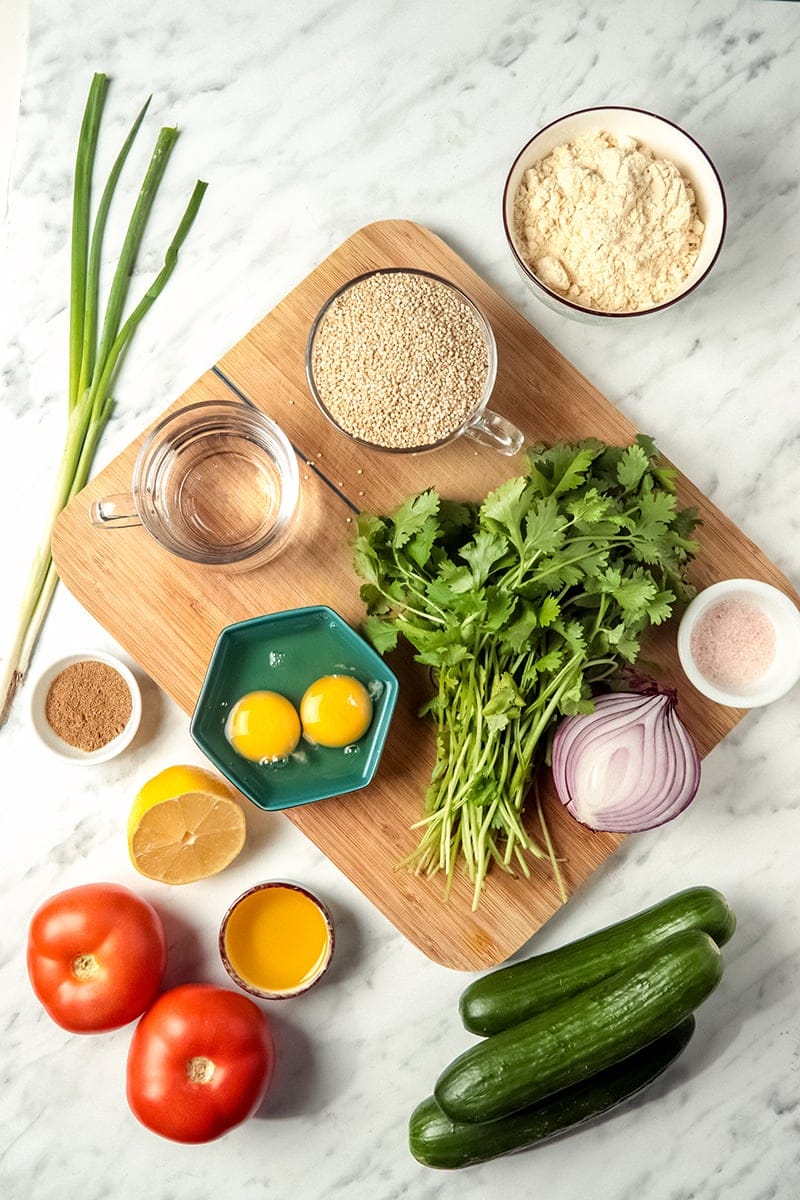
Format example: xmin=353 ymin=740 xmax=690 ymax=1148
xmin=503 ymin=106 xmax=726 ymax=321
xmin=677 ymin=579 xmax=800 ymax=708
xmin=30 ymin=650 xmax=142 ymax=763
xmin=306 ymin=267 xmax=522 ymax=455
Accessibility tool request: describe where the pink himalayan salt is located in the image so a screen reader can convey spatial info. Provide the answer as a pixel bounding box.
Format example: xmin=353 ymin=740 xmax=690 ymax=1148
xmin=690 ymin=596 xmax=776 ymax=690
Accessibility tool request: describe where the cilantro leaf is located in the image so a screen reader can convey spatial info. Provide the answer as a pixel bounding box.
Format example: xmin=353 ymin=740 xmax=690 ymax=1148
xmin=553 ymin=618 xmax=588 ymax=656
xmin=501 ymin=600 xmax=539 ymax=652
xmin=355 ymin=511 xmax=386 ymax=540
xmin=566 ymin=488 xmax=614 ymax=528
xmin=617 ymin=443 xmax=650 ymax=490
xmin=644 ymin=589 xmax=675 ymax=625
xmin=522 ymin=495 xmax=567 ymax=555
xmin=353 ymin=537 xmax=382 ymax=589
xmin=437 ymin=498 xmax=473 ymax=526
xmin=484 ymin=585 xmax=516 ymax=632
xmin=391 ymin=489 xmax=440 ymax=549
xmin=406 ymin=519 xmax=439 ymax=569
xmin=460 ymin=529 xmax=507 ymax=586
xmin=538 ymin=595 xmax=560 ymax=627
xmin=520 ymin=646 xmax=564 ymax=690
xmin=634 ymin=432 xmax=659 ymax=459
xmin=359 ymin=583 xmax=389 ymax=614
xmin=611 ymin=570 xmax=658 ymax=616
xmin=364 ymin=615 xmax=398 ymax=654
xmin=528 ymin=441 xmax=602 ymax=498
xmin=630 ymin=487 xmax=678 ymax=541
xmin=550 ymin=444 xmax=602 ymax=496
xmin=481 ymin=475 xmax=530 ymax=548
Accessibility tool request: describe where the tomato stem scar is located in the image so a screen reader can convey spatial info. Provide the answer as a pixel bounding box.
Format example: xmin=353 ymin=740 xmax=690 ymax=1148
xmin=71 ymin=953 xmax=99 ymax=980
xmin=186 ymin=1056 xmax=215 ymax=1084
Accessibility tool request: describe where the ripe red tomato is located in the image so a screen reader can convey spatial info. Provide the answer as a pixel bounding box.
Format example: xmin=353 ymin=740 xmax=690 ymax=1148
xmin=27 ymin=882 xmax=166 ymax=1033
xmin=126 ymin=983 xmax=275 ymax=1143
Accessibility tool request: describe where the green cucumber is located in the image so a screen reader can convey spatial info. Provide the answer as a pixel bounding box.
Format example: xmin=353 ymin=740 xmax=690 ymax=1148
xmin=460 ymin=886 xmax=735 ymax=1036
xmin=410 ymin=1014 xmax=695 ymax=1169
xmin=436 ymin=928 xmax=722 ymax=1124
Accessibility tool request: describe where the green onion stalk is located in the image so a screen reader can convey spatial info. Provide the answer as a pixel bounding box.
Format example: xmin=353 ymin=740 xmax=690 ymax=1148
xmin=0 ymin=73 xmax=207 ymax=726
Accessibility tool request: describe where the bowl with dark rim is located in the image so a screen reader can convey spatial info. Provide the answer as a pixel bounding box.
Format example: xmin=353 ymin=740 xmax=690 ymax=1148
xmin=502 ymin=106 xmax=726 ymax=323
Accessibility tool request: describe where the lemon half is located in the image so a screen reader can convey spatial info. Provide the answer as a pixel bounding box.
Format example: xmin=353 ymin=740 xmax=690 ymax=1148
xmin=128 ymin=764 xmax=246 ymax=885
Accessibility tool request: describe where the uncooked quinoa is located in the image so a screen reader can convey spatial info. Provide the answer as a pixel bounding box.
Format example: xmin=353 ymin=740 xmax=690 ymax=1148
xmin=309 ymin=271 xmax=490 ymax=450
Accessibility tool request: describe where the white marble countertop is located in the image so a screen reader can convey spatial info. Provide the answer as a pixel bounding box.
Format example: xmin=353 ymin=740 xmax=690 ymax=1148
xmin=2 ymin=1 xmax=799 ymax=1196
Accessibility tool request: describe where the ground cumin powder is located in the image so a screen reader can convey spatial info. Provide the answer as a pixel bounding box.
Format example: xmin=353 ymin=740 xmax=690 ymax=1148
xmin=45 ymin=660 xmax=132 ymax=751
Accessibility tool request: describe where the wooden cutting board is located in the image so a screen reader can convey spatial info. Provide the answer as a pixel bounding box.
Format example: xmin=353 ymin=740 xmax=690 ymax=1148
xmin=52 ymin=220 xmax=797 ymax=970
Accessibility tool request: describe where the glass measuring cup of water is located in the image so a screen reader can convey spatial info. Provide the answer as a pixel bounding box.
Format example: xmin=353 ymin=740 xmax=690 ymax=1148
xmin=90 ymin=401 xmax=300 ymax=572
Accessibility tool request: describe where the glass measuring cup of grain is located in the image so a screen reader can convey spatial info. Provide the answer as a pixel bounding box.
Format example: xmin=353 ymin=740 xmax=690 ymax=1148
xmin=90 ymin=401 xmax=300 ymax=572
xmin=306 ymin=268 xmax=524 ymax=456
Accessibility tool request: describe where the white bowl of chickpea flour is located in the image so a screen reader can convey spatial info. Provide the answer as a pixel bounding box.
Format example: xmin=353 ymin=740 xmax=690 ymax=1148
xmin=503 ymin=106 xmax=727 ymax=323
xmin=305 ymin=268 xmax=522 ymax=455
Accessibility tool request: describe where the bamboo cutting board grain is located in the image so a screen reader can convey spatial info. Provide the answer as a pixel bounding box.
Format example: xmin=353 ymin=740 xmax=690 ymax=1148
xmin=52 ymin=221 xmax=799 ymax=970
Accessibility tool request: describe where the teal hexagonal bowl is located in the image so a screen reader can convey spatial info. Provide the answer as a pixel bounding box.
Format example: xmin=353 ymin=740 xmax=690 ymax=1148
xmin=190 ymin=606 xmax=399 ymax=811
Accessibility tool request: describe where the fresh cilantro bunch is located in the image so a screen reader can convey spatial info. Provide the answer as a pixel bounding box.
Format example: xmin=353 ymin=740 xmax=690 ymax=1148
xmin=354 ymin=436 xmax=700 ymax=909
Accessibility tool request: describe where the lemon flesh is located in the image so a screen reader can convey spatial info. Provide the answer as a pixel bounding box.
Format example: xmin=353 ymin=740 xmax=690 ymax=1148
xmin=128 ymin=765 xmax=246 ymax=885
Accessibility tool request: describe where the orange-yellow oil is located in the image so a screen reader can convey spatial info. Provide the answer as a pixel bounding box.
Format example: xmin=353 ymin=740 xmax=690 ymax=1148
xmin=223 ymin=884 xmax=330 ymax=993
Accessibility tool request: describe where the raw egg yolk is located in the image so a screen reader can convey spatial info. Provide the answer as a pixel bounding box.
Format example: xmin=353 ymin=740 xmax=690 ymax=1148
xmin=300 ymin=675 xmax=373 ymax=748
xmin=225 ymin=690 xmax=301 ymax=763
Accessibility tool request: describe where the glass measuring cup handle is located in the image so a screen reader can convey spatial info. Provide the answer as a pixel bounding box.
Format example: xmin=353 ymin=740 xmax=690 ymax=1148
xmin=463 ymin=408 xmax=525 ymax=456
xmin=90 ymin=493 xmax=143 ymax=529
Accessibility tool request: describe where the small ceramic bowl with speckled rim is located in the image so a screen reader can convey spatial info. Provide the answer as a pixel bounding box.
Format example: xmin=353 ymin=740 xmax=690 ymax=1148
xmin=29 ymin=650 xmax=142 ymax=763
xmin=219 ymin=880 xmax=335 ymax=1000
xmin=502 ymin=106 xmax=727 ymax=323
xmin=677 ymin=579 xmax=800 ymax=708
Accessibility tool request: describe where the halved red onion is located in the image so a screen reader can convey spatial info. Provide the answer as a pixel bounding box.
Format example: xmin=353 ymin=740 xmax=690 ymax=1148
xmin=551 ymin=689 xmax=701 ymax=832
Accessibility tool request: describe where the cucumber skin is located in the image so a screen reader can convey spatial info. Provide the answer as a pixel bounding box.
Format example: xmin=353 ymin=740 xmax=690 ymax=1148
xmin=410 ymin=1015 xmax=696 ymax=1170
xmin=460 ymin=886 xmax=735 ymax=1037
xmin=436 ymin=929 xmax=722 ymax=1125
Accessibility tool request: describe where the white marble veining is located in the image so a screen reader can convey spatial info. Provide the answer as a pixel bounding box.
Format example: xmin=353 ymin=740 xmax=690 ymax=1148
xmin=2 ymin=1 xmax=799 ymax=1196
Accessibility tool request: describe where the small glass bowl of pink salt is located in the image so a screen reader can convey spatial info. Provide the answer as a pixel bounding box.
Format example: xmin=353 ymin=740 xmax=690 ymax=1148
xmin=677 ymin=579 xmax=800 ymax=708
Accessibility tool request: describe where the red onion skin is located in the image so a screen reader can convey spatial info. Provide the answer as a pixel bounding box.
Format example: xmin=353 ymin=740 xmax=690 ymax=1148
xmin=551 ymin=690 xmax=701 ymax=833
